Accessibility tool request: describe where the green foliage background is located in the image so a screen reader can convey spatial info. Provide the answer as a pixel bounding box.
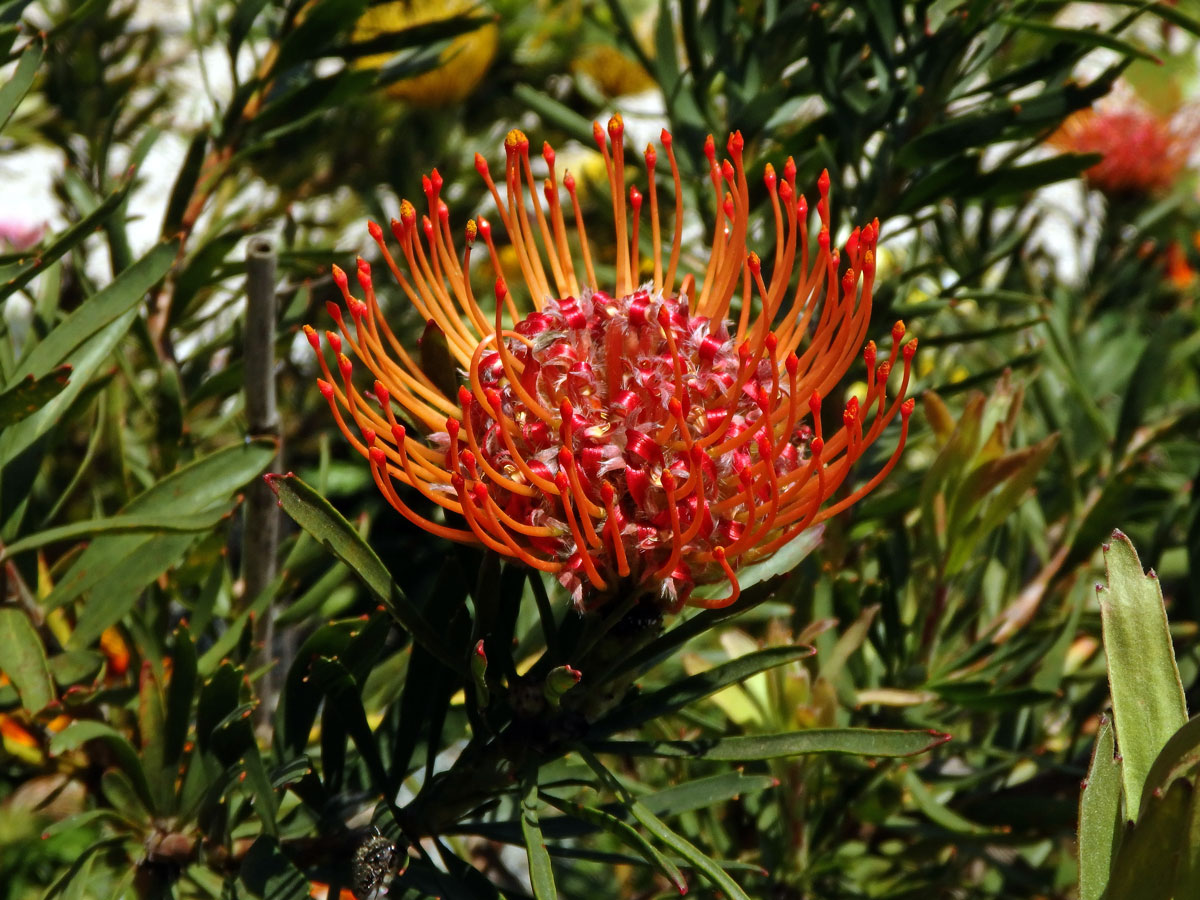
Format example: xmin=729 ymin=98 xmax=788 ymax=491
xmin=1 ymin=1 xmax=1199 ymax=898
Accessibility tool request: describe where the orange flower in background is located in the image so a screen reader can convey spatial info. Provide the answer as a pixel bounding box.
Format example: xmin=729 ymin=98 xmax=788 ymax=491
xmin=1053 ymin=101 xmax=1190 ymax=197
xmin=310 ymin=116 xmax=915 ymax=610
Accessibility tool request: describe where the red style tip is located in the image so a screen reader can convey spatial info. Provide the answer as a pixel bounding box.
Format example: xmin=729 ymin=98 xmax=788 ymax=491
xmin=457 ymin=385 xmax=474 ymax=408
xmin=903 ymin=338 xmax=918 ymax=360
xmin=810 ymin=390 xmax=822 ymax=413
xmin=303 ymin=324 xmax=320 ymax=350
xmin=630 ymin=185 xmax=642 ymax=209
xmin=474 ymin=152 xmax=489 ymax=176
xmin=542 ymin=141 xmax=555 ymax=166
xmin=324 ymin=330 xmax=341 ymax=353
xmin=747 ymin=252 xmax=761 ymax=274
xmin=367 ymin=221 xmax=383 ymax=242
xmin=337 ymin=354 xmax=353 ymax=378
xmin=607 ymin=114 xmax=624 ymax=140
xmin=362 ymin=427 xmax=376 ymax=447
xmin=721 ymin=159 xmax=735 ymax=182
xmin=644 ymin=144 xmax=657 ymax=166
xmin=892 ymin=320 xmax=906 ymax=342
xmin=660 ymin=128 xmax=673 ymax=146
xmin=494 ymin=277 xmax=508 ymax=300
xmin=330 ymin=265 xmax=348 ymax=289
xmin=592 ymin=121 xmax=606 ymax=148
xmin=478 ymin=216 xmax=492 ymax=240
xmin=901 ymin=398 xmax=916 ymax=418
xmin=704 ymin=134 xmax=716 ymax=162
xmin=763 ymin=163 xmax=776 ymax=190
xmin=399 ymin=200 xmax=417 ymax=226
xmin=325 ymin=300 xmax=344 ymax=323
xmin=317 ymin=379 xmax=333 ymax=399
xmin=430 ymin=168 xmax=443 ymax=194
xmin=727 ymin=130 xmax=744 ymax=156
xmin=563 ymin=171 xmax=576 ymax=193
xmin=818 ymin=169 xmax=831 ymax=195
xmin=784 ymin=156 xmax=796 ymax=182
xmin=843 ymin=396 xmax=859 ymax=425
xmin=786 ymin=353 xmax=799 ymax=374
xmin=369 ymin=447 xmax=386 ymax=467
xmin=811 ymin=436 xmax=824 ymax=457
xmin=374 ymin=379 xmax=390 ymax=404
xmin=391 ymin=423 xmax=406 ymax=444
xmin=504 ymin=128 xmax=527 ymax=153
xmin=465 ymin=219 xmax=477 ymax=245
xmin=601 ymin=481 xmax=615 ymax=501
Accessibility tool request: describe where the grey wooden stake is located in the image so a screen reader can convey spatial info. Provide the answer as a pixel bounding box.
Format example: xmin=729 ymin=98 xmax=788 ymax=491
xmin=244 ymin=236 xmax=281 ymax=731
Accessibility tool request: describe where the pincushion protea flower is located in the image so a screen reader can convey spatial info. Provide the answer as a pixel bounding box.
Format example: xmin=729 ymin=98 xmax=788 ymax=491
xmin=308 ymin=116 xmax=915 ymax=610
xmin=1052 ymin=101 xmax=1191 ymax=197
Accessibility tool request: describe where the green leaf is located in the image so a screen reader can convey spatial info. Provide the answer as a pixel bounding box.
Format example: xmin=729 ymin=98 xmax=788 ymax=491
xmin=49 ymin=720 xmax=155 ymax=814
xmin=1139 ymin=714 xmax=1200 ymax=820
xmin=581 ymin=749 xmax=752 ymax=900
xmin=11 ymin=240 xmax=177 ymax=381
xmin=239 ymin=835 xmax=311 ymax=900
xmin=521 ymin=781 xmax=557 ymax=900
xmin=1113 ymin=314 xmax=1183 ymax=465
xmin=693 ymin=525 xmax=824 ymax=600
xmin=0 ymin=607 xmax=55 ymax=713
xmin=0 ymin=37 xmax=41 ymax=132
xmin=0 ymin=241 xmax=179 ymax=468
xmin=588 ymin=727 xmax=950 ymax=760
xmin=0 ymin=180 xmax=147 ymax=306
xmin=1100 ymin=529 xmax=1187 ymax=817
xmin=164 ymin=626 xmax=197 ymax=766
xmin=904 ymin=769 xmax=998 ymax=835
xmin=0 ymin=507 xmax=232 ymax=562
xmin=1080 ymin=716 xmax=1123 ymax=900
xmin=44 ymin=440 xmax=275 ymax=644
xmin=309 ymin=656 xmax=395 ymax=801
xmin=138 ymin=661 xmax=169 ymax=813
xmin=0 ymin=365 xmax=71 ymax=428
xmin=997 ymin=17 xmax=1161 ymax=64
xmin=419 ymin=319 xmax=460 ymax=402
xmin=266 ymin=473 xmax=459 ymax=671
xmin=1101 ymin=779 xmax=1192 ymax=900
xmin=592 ymin=644 xmax=814 ymax=734
xmin=542 ymin=794 xmax=688 ymax=893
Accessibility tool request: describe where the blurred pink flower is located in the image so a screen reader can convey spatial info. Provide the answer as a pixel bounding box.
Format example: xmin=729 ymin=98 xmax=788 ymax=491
xmin=0 ymin=220 xmax=45 ymax=252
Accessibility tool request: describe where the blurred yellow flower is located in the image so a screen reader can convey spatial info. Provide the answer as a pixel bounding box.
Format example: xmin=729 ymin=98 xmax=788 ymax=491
xmin=354 ymin=0 xmax=498 ymax=106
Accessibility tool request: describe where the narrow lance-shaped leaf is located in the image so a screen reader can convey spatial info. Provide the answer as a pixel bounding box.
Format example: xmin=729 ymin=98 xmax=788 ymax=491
xmin=588 ymin=727 xmax=950 ymax=761
xmin=1101 ymin=780 xmax=1192 ymax=900
xmin=1079 ymin=716 xmax=1122 ymax=900
xmin=0 ymin=608 xmax=55 ymax=713
xmin=1099 ymin=530 xmax=1187 ymax=817
xmin=0 ymin=365 xmax=71 ymax=428
xmin=266 ymin=473 xmax=461 ymax=672
xmin=521 ymin=781 xmax=557 ymax=900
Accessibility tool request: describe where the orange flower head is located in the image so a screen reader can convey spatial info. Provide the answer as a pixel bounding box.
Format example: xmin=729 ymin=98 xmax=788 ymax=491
xmin=312 ymin=116 xmax=915 ymax=610
xmin=1054 ymin=104 xmax=1188 ymax=197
